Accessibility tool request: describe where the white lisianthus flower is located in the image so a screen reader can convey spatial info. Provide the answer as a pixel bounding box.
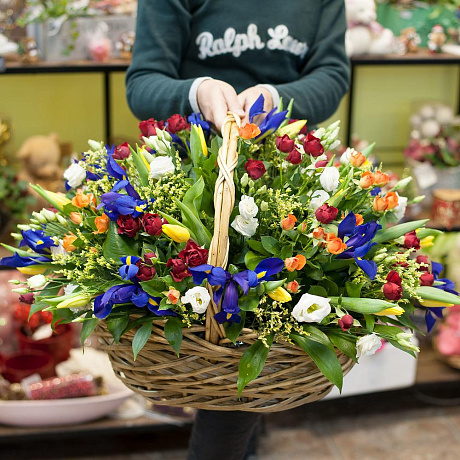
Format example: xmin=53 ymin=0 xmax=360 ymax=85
xmin=181 ymin=286 xmax=211 ymax=314
xmin=150 ymin=156 xmax=175 ymax=180
xmin=143 ymin=135 xmax=171 ymax=155
xmin=340 ymin=147 xmax=355 ymax=165
xmin=27 ymin=275 xmax=47 ymax=290
xmin=320 ymin=167 xmax=340 ymax=192
xmin=308 ymin=190 xmax=330 ymax=210
xmin=231 ymin=215 xmax=258 ymax=238
xmin=393 ymin=193 xmax=408 ymax=222
xmin=239 ymin=195 xmax=258 ymax=219
xmin=63 ymin=162 xmax=86 ymax=188
xmin=64 ymin=284 xmax=79 ymax=296
xmin=356 ymin=334 xmax=382 ymax=358
xmin=51 ymin=240 xmax=69 ymax=257
xmin=291 ymin=293 xmax=331 ymax=323
xmin=88 ymin=139 xmax=104 ymax=151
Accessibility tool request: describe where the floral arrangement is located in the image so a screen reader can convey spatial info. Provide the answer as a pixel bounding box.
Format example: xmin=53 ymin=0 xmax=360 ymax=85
xmin=2 ymin=96 xmax=460 ymax=394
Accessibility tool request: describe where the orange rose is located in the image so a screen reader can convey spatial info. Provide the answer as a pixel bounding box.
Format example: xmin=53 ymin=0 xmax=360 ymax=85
xmin=70 ymin=212 xmax=82 ymax=225
xmin=286 ymin=280 xmax=300 ymax=293
xmin=312 ymin=227 xmax=326 ymax=240
xmin=285 ymin=254 xmax=306 ymax=272
xmin=359 ymin=171 xmax=375 ymax=189
xmin=350 ymin=151 xmax=366 ymax=167
xmin=281 ymin=214 xmax=297 ymax=231
xmin=385 ymin=192 xmax=399 ymax=210
xmin=238 ymin=123 xmax=261 ymax=140
xmin=63 ymin=233 xmax=77 ymax=252
xmin=94 ymin=213 xmax=109 ymax=234
xmin=355 ymin=213 xmax=364 ymax=226
xmin=325 ymin=232 xmax=336 ymax=242
xmin=373 ymin=195 xmax=389 ymax=212
xmin=167 ymin=287 xmax=180 ymax=305
xmin=72 ymin=190 xmax=94 ymax=208
xmin=327 ymin=237 xmax=347 ymax=255
xmin=374 ymin=170 xmax=389 ymax=187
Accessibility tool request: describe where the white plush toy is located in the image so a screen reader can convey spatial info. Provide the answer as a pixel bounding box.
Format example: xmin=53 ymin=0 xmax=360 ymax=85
xmin=345 ymin=0 xmax=395 ymax=56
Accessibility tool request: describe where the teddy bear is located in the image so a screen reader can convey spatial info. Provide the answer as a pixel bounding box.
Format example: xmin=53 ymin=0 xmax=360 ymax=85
xmin=17 ymin=133 xmax=65 ymax=210
xmin=345 ymin=0 xmax=395 ymax=56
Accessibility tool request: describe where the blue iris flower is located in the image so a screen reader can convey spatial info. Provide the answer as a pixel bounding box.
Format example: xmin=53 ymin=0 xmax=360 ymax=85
xmin=19 ymin=230 xmax=57 ymax=254
xmin=188 ymin=113 xmax=210 ymax=136
xmin=0 ymin=253 xmax=50 ymax=268
xmin=370 ymin=187 xmax=381 ymax=197
xmin=337 ymin=212 xmax=357 ymax=239
xmin=99 ymin=192 xmax=152 ymax=220
xmin=425 ymin=307 xmax=444 ymax=333
xmin=249 ymin=94 xmax=266 ymax=122
xmin=119 ymin=256 xmax=140 ymax=280
xmin=247 ymin=94 xmax=288 ymax=140
xmin=353 ymin=243 xmax=378 ymax=280
xmin=189 ymin=258 xmax=284 ymax=324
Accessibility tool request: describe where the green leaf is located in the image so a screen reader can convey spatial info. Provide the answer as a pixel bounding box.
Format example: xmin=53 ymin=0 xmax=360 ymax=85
xmin=373 ymin=324 xmax=405 ymax=339
xmin=183 ymin=176 xmax=204 ymax=219
xmin=237 ymin=334 xmax=274 ymax=397
xmin=81 ymin=317 xmax=98 ymax=346
xmin=244 ymin=251 xmax=265 ymax=271
xmin=130 ymin=146 xmax=150 ymax=187
xmin=309 ymin=285 xmax=328 ymax=298
xmin=329 ymin=296 xmax=395 ymax=314
xmin=264 ymin=278 xmax=287 ymax=292
xmin=387 ymin=339 xmax=417 ymax=358
xmin=328 ymin=332 xmax=357 ymax=363
xmin=106 ymin=315 xmax=129 ymax=344
xmin=417 ymin=286 xmax=460 ymax=305
xmin=261 ymin=236 xmax=280 ymax=255
xmin=28 ymin=301 xmax=49 ymax=319
xmin=247 ymin=240 xmax=271 ymax=256
xmin=319 ymin=279 xmax=339 ymax=296
xmin=239 ymin=292 xmax=260 ymax=311
xmin=1 ymin=243 xmax=45 ymax=259
xmin=345 ymin=281 xmax=363 ymax=298
xmin=280 ymin=244 xmax=293 ymax=260
xmin=103 ymin=222 xmax=139 ymax=262
xmin=416 ymin=228 xmax=443 ymax=240
xmin=364 ymin=314 xmax=375 ymax=332
xmin=174 ymin=199 xmax=212 ymax=247
xmin=140 ymin=279 xmax=167 ymax=298
xmin=323 ymin=259 xmax=353 ymax=272
xmin=362 ymin=142 xmax=375 ymax=158
xmin=225 ymin=311 xmax=246 ymax=343
xmin=372 ymin=220 xmax=429 ymax=245
xmin=164 ymin=318 xmax=183 ymax=357
xmin=303 ymin=325 xmax=334 ymax=351
xmin=291 ymin=334 xmax=343 ymax=391
xmin=132 ymin=319 xmax=153 ymax=360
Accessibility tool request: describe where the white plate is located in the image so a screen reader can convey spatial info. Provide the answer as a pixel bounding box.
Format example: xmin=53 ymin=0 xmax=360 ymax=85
xmin=0 ymin=383 xmax=133 ymax=427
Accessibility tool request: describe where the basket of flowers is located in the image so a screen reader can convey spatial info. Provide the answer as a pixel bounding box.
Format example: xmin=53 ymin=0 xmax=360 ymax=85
xmin=2 ymin=97 xmax=460 ymax=412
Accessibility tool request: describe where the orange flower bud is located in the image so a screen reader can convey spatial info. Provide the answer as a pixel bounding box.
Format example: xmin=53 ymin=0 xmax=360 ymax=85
xmin=70 ymin=212 xmax=83 ymax=225
xmin=355 ymin=213 xmax=364 ymax=226
xmin=350 ymin=151 xmax=366 ymax=167
xmin=94 ymin=213 xmax=109 ymax=234
xmin=325 ymin=232 xmax=336 ymax=242
xmin=312 ymin=227 xmax=326 ymax=240
xmin=286 ymin=280 xmax=300 ymax=294
xmin=62 ymin=233 xmax=77 ymax=252
xmin=359 ymin=171 xmax=375 ymax=189
xmin=327 ymin=237 xmax=347 ymax=255
xmin=373 ymin=195 xmax=389 ymax=212
xmin=385 ymin=191 xmax=399 ymax=210
xmin=285 ymin=254 xmax=306 ymax=272
xmin=167 ymin=287 xmax=180 ymax=305
xmin=294 ymin=254 xmax=306 ymax=270
xmin=72 ymin=190 xmax=94 ymax=208
xmin=238 ymin=123 xmax=261 ymax=140
xmin=281 ymin=214 xmax=297 ymax=231
xmin=374 ymin=170 xmax=389 ymax=187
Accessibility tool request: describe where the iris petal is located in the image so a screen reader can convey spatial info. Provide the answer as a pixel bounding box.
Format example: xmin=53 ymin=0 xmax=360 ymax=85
xmin=249 ymin=94 xmax=266 ymax=123
xmin=338 ymin=212 xmax=357 ymax=239
xmin=221 ymin=281 xmax=240 ymax=314
xmin=355 ymin=258 xmax=377 ymax=280
xmin=189 ymin=264 xmax=214 ymax=285
xmin=254 ymin=258 xmax=284 ymax=281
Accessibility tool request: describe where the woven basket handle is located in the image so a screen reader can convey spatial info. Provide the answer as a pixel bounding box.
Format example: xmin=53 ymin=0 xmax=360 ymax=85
xmin=205 ymin=112 xmax=241 ymax=344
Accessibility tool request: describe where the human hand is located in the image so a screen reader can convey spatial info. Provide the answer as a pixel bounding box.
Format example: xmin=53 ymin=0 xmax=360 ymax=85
xmin=196 ymin=79 xmax=245 ymax=133
xmin=237 ymin=86 xmax=273 ymax=125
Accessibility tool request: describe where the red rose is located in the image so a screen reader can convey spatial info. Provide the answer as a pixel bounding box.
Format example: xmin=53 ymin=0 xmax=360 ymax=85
xmin=416 ymin=255 xmax=430 ymax=271
xmin=303 ymin=132 xmax=324 ymax=158
xmin=117 ymin=215 xmax=141 ymax=238
xmin=142 ymin=213 xmax=166 ymax=236
xmin=315 ymin=160 xmax=328 ymax=168
xmin=286 ymin=149 xmax=302 ymax=165
xmin=166 ymin=258 xmax=190 ymax=282
xmin=19 ymin=292 xmax=35 ymax=305
xmin=386 ymin=270 xmax=402 ymax=286
xmin=113 ymin=142 xmax=131 ymax=160
xmin=136 ymin=262 xmax=157 ymax=282
xmin=383 ymin=282 xmax=403 ymax=301
xmin=178 ymin=240 xmax=209 ymax=267
xmin=143 ymin=252 xmax=157 ymax=265
xmin=315 ymin=203 xmax=338 ymax=224
xmin=139 ymin=118 xmax=165 ymax=137
xmin=244 ymin=159 xmax=266 ymax=180
xmin=420 ymin=273 xmax=435 ymax=286
xmin=404 ymin=231 xmax=420 ymax=250
xmin=338 ymin=314 xmax=354 ymax=332
xmin=276 ymin=135 xmax=295 ymax=153
xmin=166 ymin=114 xmax=190 ymax=134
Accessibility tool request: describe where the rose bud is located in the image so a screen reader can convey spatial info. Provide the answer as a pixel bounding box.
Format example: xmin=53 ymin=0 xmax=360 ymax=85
xmin=383 ymin=282 xmax=403 ymax=301
xmin=297 ymin=221 xmax=308 ymax=233
xmin=350 ymin=151 xmax=366 ymax=167
xmin=239 ymin=123 xmax=261 ymax=140
xmin=136 ymin=262 xmax=157 ymax=282
xmin=385 ymin=192 xmax=399 ymax=210
xmin=327 ymin=237 xmax=347 ymax=255
xmin=286 ymin=149 xmax=302 ymax=165
xmin=276 ymin=134 xmax=295 ymax=153
xmin=63 ymin=233 xmax=78 ymax=252
xmin=315 ymin=203 xmax=339 ymax=224
xmin=374 ymin=170 xmax=389 ymax=187
xmin=178 ymin=240 xmax=209 ymax=267
xmin=355 ymin=213 xmax=364 ymax=226
xmin=386 ymin=270 xmax=402 ymax=286
xmin=139 ymin=118 xmax=165 ymax=137
xmin=285 ymin=255 xmax=306 ymax=272
xmin=70 ymin=212 xmax=83 ymax=225
xmin=281 ymin=214 xmax=297 ymax=231
xmin=19 ymin=292 xmax=35 ymax=305
xmin=303 ymin=132 xmax=324 ymax=157
xmin=373 ymin=195 xmax=388 ymax=212
xmin=286 ymin=280 xmax=300 ymax=293
xmin=244 ymin=159 xmax=266 ymax=180
xmin=420 ymin=273 xmax=435 ymax=286
xmin=143 ymin=252 xmax=157 ymax=266
xmin=315 ymin=160 xmax=328 ymax=168
xmin=167 ymin=287 xmax=180 ymax=305
xmin=404 ymin=231 xmax=420 ymax=250
xmin=142 ymin=213 xmax=165 ymax=236
xmin=113 ymin=142 xmax=131 ymax=160
xmin=117 ymin=215 xmax=141 ymax=238
xmin=94 ymin=213 xmax=110 ymax=234
xmin=166 ymin=258 xmax=190 ymax=282
xmin=166 ymin=114 xmax=190 ymax=133
xmin=338 ymin=314 xmax=354 ymax=332
xmin=416 ymin=255 xmax=430 ymax=271
xmin=313 ymin=227 xmax=326 ymax=240
xmin=359 ymin=171 xmax=375 ymax=189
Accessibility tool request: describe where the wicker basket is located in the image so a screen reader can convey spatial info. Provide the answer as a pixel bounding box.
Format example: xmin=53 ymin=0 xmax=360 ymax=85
xmin=97 ymin=113 xmax=354 ymax=412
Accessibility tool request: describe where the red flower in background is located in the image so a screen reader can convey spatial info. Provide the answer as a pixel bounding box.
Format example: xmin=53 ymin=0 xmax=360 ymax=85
xmin=166 ymin=258 xmax=190 ymax=282
xmin=315 ymin=204 xmax=338 ymax=224
xmin=276 ymin=135 xmax=295 ymax=153
xmin=303 ymin=132 xmax=324 ymax=157
xmin=338 ymin=314 xmax=354 ymax=331
xmin=244 ymin=159 xmax=266 ymax=180
xmin=166 ymin=114 xmax=190 ymax=133
xmin=383 ymin=282 xmax=403 ymax=301
xmin=117 ymin=215 xmax=141 ymax=238
xmin=386 ymin=270 xmax=402 ymax=286
xmin=420 ymin=273 xmax=435 ymax=286
xmin=286 ymin=149 xmax=302 ymax=165
xmin=416 ymin=255 xmax=430 ymax=271
xmin=139 ymin=118 xmax=165 ymax=137
xmin=178 ymin=240 xmax=209 ymax=267
xmin=404 ymin=231 xmax=420 ymax=250
xmin=142 ymin=213 xmax=167 ymax=236
xmin=113 ymin=142 xmax=131 ymax=160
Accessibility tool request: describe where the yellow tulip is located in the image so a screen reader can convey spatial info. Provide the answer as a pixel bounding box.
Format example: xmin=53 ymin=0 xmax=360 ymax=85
xmin=56 ymin=293 xmax=91 ymax=309
xmin=375 ymin=306 xmax=405 ymax=316
xmin=267 ymin=287 xmax=292 ymax=303
xmin=162 ymin=224 xmax=190 ymax=243
xmin=420 ymin=300 xmax=454 ymax=308
xmin=17 ymin=265 xmax=48 ymax=275
xmin=277 ymin=120 xmax=307 ymax=138
xmin=196 ymin=125 xmax=208 ymax=157
xmin=30 ymin=184 xmax=71 ymax=212
xmin=420 ymin=236 xmax=435 ymax=248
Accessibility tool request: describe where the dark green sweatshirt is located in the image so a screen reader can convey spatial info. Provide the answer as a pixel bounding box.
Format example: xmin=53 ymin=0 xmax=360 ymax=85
xmin=126 ymin=0 xmax=350 ymax=124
